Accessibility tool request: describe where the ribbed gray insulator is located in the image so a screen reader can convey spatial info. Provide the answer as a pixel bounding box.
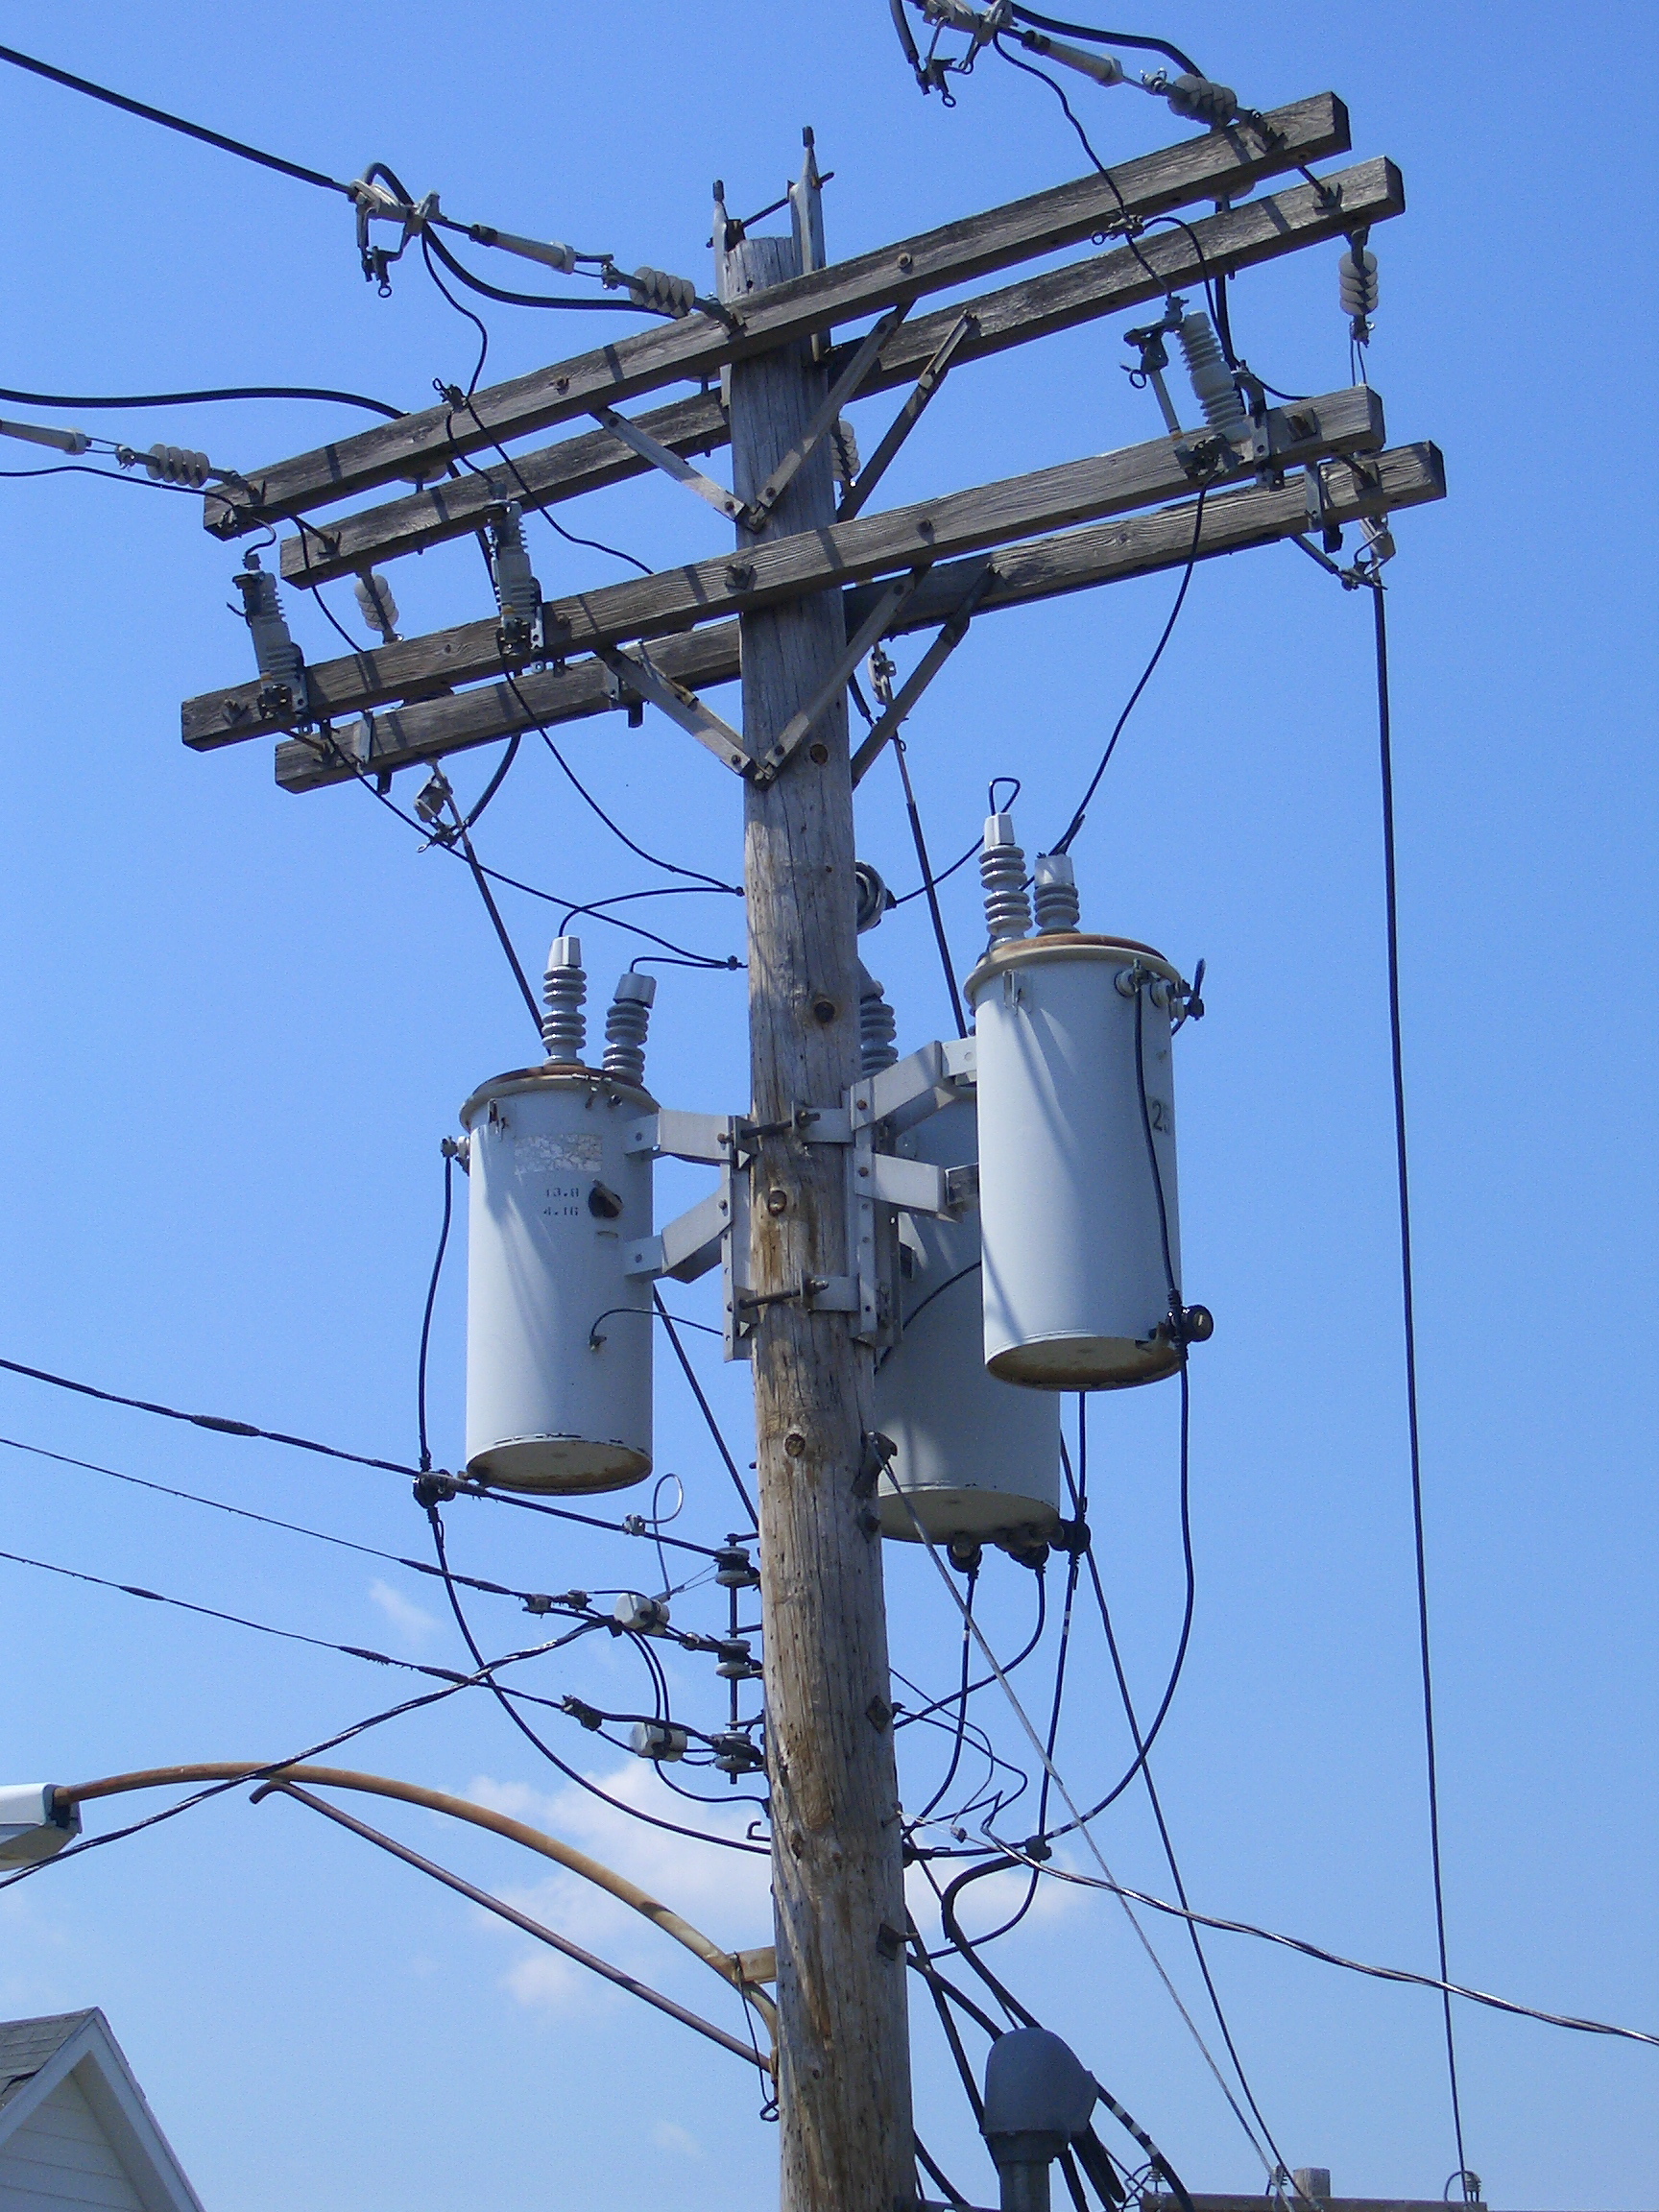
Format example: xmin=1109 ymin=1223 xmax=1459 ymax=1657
xmin=1165 ymin=73 xmax=1238 ymax=126
xmin=630 ymin=265 xmax=697 ymax=317
xmin=1033 ymin=852 xmax=1081 ymax=934
xmin=858 ymin=964 xmax=898 ymax=1078
xmin=1339 ymin=247 xmax=1379 ymax=319
xmin=1177 ymin=311 xmax=1245 ymax=430
xmin=353 ymin=569 xmax=400 ymax=640
xmin=830 ymin=416 xmax=860 ymax=485
xmin=981 ymin=812 xmax=1031 ymax=943
xmin=145 ymin=442 xmax=209 ymax=487
xmin=541 ymin=935 xmax=587 ymax=1061
xmin=601 ymin=972 xmax=656 ymax=1086
xmin=489 ymin=503 xmax=541 ymax=623
xmin=235 ymin=559 xmax=304 ymax=687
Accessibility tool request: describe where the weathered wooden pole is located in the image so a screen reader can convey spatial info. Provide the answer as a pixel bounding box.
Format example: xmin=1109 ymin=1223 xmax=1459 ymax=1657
xmin=725 ymin=213 xmax=915 ymax=2211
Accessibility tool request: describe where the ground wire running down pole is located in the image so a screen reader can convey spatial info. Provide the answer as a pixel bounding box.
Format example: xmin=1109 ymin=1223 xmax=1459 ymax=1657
xmin=1371 ymin=577 xmax=1475 ymax=2193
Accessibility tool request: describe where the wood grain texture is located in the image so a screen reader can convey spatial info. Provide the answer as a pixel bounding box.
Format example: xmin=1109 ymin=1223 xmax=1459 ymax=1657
xmin=273 ymin=443 xmax=1444 ymax=790
xmin=733 ymin=232 xmax=914 ymax=2212
xmin=274 ymin=159 xmax=1402 ymax=588
xmin=208 ymin=95 xmax=1349 ymax=527
xmin=189 ymin=385 xmax=1384 ymax=747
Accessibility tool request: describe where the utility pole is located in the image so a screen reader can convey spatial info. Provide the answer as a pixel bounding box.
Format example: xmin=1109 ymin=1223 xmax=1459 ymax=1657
xmin=726 ymin=217 xmax=915 ymax=2211
xmin=180 ymin=83 xmax=1443 ymax=2212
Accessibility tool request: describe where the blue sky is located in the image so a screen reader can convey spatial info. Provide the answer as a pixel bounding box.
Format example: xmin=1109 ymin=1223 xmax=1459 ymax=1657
xmin=0 ymin=4 xmax=1653 ymax=2208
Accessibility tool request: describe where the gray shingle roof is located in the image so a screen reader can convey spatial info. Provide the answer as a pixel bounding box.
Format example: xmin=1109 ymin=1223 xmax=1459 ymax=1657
xmin=0 ymin=2011 xmax=98 ymax=2113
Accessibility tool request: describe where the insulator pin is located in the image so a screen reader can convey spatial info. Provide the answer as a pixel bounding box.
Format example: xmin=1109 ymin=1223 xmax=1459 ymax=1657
xmin=981 ymin=812 xmax=1031 ymax=944
xmin=1032 ymin=852 xmax=1080 ymax=934
xmin=541 ymin=935 xmax=587 ymax=1062
xmin=1177 ymin=311 xmax=1244 ymax=431
xmin=858 ymin=964 xmax=899 ymax=1078
xmin=601 ymin=971 xmax=657 ymax=1087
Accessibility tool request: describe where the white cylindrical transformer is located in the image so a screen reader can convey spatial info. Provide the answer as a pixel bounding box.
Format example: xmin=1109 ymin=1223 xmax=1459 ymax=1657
xmin=967 ymin=936 xmax=1185 ymax=1389
xmin=460 ymin=1064 xmax=655 ymax=1492
xmin=875 ymin=1098 xmax=1062 ymax=1542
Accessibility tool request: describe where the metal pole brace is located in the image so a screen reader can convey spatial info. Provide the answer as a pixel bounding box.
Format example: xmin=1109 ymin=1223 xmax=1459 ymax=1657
xmin=1303 ymin=459 xmax=1344 ymax=553
xmin=751 ymin=566 xmax=931 ymax=785
xmin=598 ymin=647 xmax=753 ymax=776
xmin=590 ymin=405 xmax=747 ymax=530
xmin=745 ymin=302 xmax=909 ymax=528
xmin=849 ymin=558 xmax=996 ymax=787
xmin=839 ymin=310 xmax=978 ymax=521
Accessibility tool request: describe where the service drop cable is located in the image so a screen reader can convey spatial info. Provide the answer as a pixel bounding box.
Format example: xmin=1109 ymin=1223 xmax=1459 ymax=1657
xmin=1371 ymin=577 xmax=1473 ymax=2188
xmin=0 ymin=1353 xmax=421 ymax=1477
xmin=424 ymin=1506 xmax=769 ymax=1857
xmin=0 ymin=1651 xmax=569 ymax=1897
xmin=983 ymin=1851 xmax=1659 ymax=2050
xmin=416 ymin=1149 xmax=456 ymax=1476
xmin=894 ymin=1483 xmax=1277 ymax=2176
xmin=0 ymin=381 xmax=402 ymax=420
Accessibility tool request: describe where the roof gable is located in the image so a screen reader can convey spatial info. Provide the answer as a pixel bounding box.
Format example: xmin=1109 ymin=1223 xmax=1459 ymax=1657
xmin=0 ymin=2011 xmax=204 ymax=2212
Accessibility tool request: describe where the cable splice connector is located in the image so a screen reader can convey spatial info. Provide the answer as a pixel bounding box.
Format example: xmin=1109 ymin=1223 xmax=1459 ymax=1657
xmin=981 ymin=810 xmax=1031 ymax=943
xmin=1176 ymin=310 xmax=1244 ymax=432
xmin=1032 ymin=851 xmax=1080 ymax=933
xmin=541 ymin=935 xmax=587 ymax=1062
xmin=600 ymin=971 xmax=657 ymax=1087
xmin=231 ymin=552 xmax=308 ymax=723
xmin=858 ymin=963 xmax=899 ymax=1078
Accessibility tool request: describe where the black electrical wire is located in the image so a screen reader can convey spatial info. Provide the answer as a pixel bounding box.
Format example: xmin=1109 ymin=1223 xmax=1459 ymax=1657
xmin=653 ymin=1293 xmax=757 ymax=1522
xmin=0 ymin=40 xmax=353 ymax=196
xmin=0 ymin=1352 xmax=421 ymax=1478
xmin=898 ymin=1562 xmax=1047 ymax=1729
xmin=915 ymin=2134 xmax=973 ymax=2209
xmin=421 ymin=237 xmax=492 ymax=395
xmin=0 ymin=1536 xmax=592 ymax=1685
xmin=986 ymin=1847 xmax=1659 ymax=2049
xmin=0 ymin=381 xmax=402 ymax=420
xmin=454 ymin=819 xmax=543 ymax=1031
xmin=417 ymin=1150 xmax=456 ymax=1476
xmin=462 ymin=733 xmax=521 ymax=830
xmin=524 ymin=702 xmax=742 ymax=894
xmin=0 ymin=1431 xmax=565 ymax=1611
xmin=0 ymin=463 xmax=210 ymax=495
xmin=1003 ymin=8 xmax=1202 ymax=75
xmin=915 ymin=1563 xmax=979 ymax=1820
xmin=994 ymin=37 xmax=1112 ymax=178
xmin=0 ymin=1639 xmax=579 ymax=1898
xmin=1371 ymin=579 xmax=1472 ymax=2188
xmin=1052 ymin=484 xmax=1207 ymax=854
xmin=892 ymin=735 xmax=967 ymax=1038
xmin=423 ymin=224 xmax=652 ymax=316
xmin=423 ymin=1506 xmax=768 ymax=1855
xmin=451 ymin=1480 xmax=726 ymax=1561
xmin=891 ymin=831 xmax=981 ymax=906
xmin=452 ymin=397 xmax=655 ymax=579
xmin=973 ymin=1539 xmax=1081 ymax=1946
xmin=1064 ymin=1424 xmax=1290 ymax=2178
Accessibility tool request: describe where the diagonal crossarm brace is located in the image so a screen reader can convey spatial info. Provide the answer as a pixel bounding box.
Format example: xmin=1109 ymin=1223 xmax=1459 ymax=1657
xmin=590 ymin=405 xmax=748 ymax=527
xmin=751 ymin=566 xmax=930 ymax=784
xmin=849 ymin=557 xmax=997 ymax=786
xmin=598 ymin=645 xmax=752 ymax=774
xmin=746 ymin=303 xmax=910 ymax=528
xmin=839 ymin=311 xmax=978 ymax=523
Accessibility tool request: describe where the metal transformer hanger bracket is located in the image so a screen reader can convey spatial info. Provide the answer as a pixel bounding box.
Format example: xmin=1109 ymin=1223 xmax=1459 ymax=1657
xmin=619 ymin=1037 xmax=977 ymax=1359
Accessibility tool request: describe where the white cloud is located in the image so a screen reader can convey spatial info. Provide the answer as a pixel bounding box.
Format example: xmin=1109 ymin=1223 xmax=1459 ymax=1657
xmin=650 ymin=2121 xmax=703 ymax=2160
xmin=367 ymin=1577 xmax=441 ymax=1646
xmin=459 ymin=1761 xmax=772 ymax=2022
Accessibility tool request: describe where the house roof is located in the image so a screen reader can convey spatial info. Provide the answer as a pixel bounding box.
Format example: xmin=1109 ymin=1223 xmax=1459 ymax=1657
xmin=0 ymin=2009 xmax=98 ymax=2113
xmin=0 ymin=2008 xmax=204 ymax=2212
